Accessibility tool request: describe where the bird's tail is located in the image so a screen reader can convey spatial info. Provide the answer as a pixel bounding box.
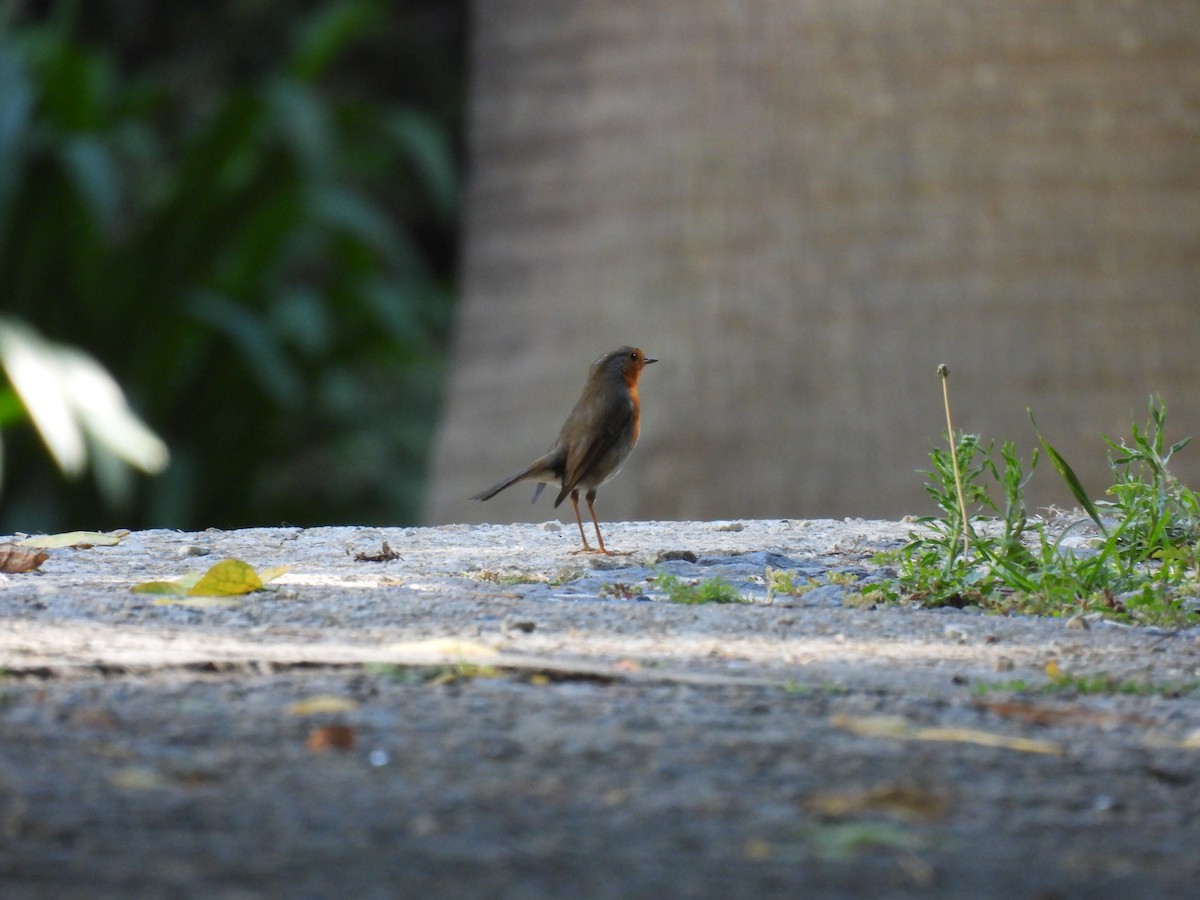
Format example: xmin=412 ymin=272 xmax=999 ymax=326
xmin=471 ymin=456 xmax=556 ymax=502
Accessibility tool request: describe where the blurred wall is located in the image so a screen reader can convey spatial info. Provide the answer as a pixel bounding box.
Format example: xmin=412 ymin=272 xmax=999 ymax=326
xmin=426 ymin=1 xmax=1200 ymax=525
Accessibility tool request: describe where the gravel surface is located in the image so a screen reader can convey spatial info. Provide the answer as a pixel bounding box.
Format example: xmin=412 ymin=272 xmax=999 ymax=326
xmin=1 ymin=519 xmax=1199 ymax=898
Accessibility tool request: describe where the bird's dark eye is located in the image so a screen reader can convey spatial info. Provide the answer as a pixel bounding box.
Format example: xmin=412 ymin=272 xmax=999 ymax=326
xmin=630 ymin=351 xmax=638 ymax=360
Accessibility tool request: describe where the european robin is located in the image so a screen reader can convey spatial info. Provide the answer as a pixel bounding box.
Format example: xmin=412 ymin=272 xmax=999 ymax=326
xmin=471 ymin=346 xmax=657 ymax=554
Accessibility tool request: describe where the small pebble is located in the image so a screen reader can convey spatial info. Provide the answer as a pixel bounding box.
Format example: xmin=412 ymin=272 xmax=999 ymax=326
xmin=715 ymin=522 xmax=745 ymax=532
xmin=993 ymin=656 xmax=1015 ymax=672
xmin=541 ymin=521 xmax=562 ymax=532
xmin=369 ymin=749 xmax=390 ymax=767
xmin=655 ymin=550 xmax=698 ymax=563
xmin=179 ymin=545 xmax=211 ymax=557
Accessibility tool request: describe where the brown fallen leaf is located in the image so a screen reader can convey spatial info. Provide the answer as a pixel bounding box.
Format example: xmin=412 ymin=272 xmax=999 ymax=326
xmin=832 ymin=713 xmax=1064 ymax=755
xmin=0 ymin=542 xmax=49 ymax=573
xmin=307 ymin=724 xmax=356 ymax=752
xmin=355 ymin=541 xmax=401 ymax=562
xmin=974 ymin=699 xmax=1151 ymax=729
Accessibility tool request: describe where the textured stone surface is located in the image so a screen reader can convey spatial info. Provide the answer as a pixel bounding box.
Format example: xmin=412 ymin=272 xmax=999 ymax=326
xmin=1 ymin=521 xmax=1199 ymax=897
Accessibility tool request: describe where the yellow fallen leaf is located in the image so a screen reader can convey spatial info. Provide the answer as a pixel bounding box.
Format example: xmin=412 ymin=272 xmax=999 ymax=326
xmin=18 ymin=530 xmax=125 ymax=549
xmin=1045 ymin=660 xmax=1064 ymax=679
xmin=743 ymin=837 xmax=773 ymax=860
xmin=108 ymin=766 xmax=170 ymax=790
xmin=832 ymin=714 xmax=911 ymax=739
xmin=131 ymin=571 xmax=205 ymax=595
xmin=916 ymin=726 xmax=1063 ymax=755
xmin=133 ymin=581 xmax=189 ymax=596
xmin=257 ymin=565 xmax=291 ymax=584
xmin=808 ymin=784 xmax=950 ymax=822
xmin=1140 ymin=731 xmax=1200 ymax=750
xmin=386 ymin=638 xmax=498 ymax=660
xmin=285 ymin=695 xmax=359 ymax=717
xmin=832 ymin=714 xmax=1063 ymax=755
xmin=189 ymin=559 xmax=263 ymax=596
xmin=132 ymin=560 xmax=280 ymax=597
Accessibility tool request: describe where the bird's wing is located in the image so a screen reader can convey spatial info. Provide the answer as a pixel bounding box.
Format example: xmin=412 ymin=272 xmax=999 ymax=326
xmin=557 ymin=392 xmax=635 ymax=501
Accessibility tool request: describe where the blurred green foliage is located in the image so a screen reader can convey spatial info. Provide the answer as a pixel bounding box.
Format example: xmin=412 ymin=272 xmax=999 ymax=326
xmin=0 ymin=0 xmax=464 ymax=530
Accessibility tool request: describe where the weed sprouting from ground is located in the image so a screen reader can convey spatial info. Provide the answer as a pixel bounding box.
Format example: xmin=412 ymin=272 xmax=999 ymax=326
xmin=880 ymin=384 xmax=1200 ymax=627
xmin=650 ymin=572 xmax=745 ymax=605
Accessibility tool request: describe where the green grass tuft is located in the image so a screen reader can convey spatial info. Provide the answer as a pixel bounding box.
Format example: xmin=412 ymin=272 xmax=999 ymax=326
xmin=651 ymin=571 xmax=745 ymax=605
xmin=880 ymin=394 xmax=1200 ymax=627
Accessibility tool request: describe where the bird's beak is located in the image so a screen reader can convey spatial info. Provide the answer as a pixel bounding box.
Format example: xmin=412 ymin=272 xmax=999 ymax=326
xmin=645 ymin=357 xmax=659 ymax=365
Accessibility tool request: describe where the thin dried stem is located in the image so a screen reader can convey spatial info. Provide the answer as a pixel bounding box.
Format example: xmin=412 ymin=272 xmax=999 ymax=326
xmin=937 ymin=364 xmax=971 ymax=554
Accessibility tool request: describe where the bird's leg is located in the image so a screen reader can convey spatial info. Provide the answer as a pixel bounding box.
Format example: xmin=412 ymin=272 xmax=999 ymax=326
xmin=585 ymin=489 xmax=609 ymax=554
xmin=585 ymin=489 xmax=632 ymax=556
xmin=569 ymin=490 xmax=595 ymax=553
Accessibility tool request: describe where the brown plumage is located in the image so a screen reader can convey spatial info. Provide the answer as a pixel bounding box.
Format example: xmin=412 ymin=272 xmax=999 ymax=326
xmin=471 ymin=346 xmax=657 ymax=554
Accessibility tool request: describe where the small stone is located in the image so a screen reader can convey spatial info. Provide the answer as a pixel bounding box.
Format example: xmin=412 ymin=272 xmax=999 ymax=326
xmin=993 ymin=656 xmax=1015 ymax=672
xmin=654 ymin=550 xmax=698 ymax=563
xmin=504 ymin=619 xmax=537 ymax=635
xmin=943 ymin=626 xmax=971 ymax=643
xmin=715 ymin=522 xmax=745 ymax=532
xmin=179 ymin=545 xmax=211 ymax=557
xmin=541 ymin=521 xmax=562 ymax=532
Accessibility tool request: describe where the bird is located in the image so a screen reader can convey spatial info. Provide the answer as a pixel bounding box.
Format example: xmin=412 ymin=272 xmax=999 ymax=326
xmin=471 ymin=346 xmax=657 ymax=554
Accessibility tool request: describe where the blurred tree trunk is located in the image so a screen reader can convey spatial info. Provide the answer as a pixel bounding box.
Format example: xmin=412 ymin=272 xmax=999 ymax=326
xmin=426 ymin=1 xmax=1200 ymax=525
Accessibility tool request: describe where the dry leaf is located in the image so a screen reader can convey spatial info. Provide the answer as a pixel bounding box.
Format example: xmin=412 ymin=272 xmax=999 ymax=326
xmin=975 ymin=699 xmax=1150 ymax=729
xmin=808 ymin=784 xmax=951 ymax=822
xmin=256 ymin=565 xmax=290 ymax=585
xmin=1143 ymin=728 xmax=1200 ymax=750
xmin=285 ymin=695 xmax=359 ymax=717
xmin=832 ymin=713 xmax=1063 ymax=755
xmin=132 ymin=559 xmax=288 ymax=598
xmin=17 ymin=530 xmax=126 ymax=549
xmin=355 ymin=541 xmax=402 ymax=562
xmin=188 ymin=559 xmax=263 ymax=596
xmin=385 ymin=638 xmax=497 ymax=661
xmin=0 ymin=542 xmax=49 ymax=573
xmin=743 ymin=837 xmax=773 ymax=860
xmin=135 ymin=581 xmax=190 ymax=597
xmin=307 ymin=724 xmax=356 ymax=752
xmin=108 ymin=766 xmax=171 ymax=790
